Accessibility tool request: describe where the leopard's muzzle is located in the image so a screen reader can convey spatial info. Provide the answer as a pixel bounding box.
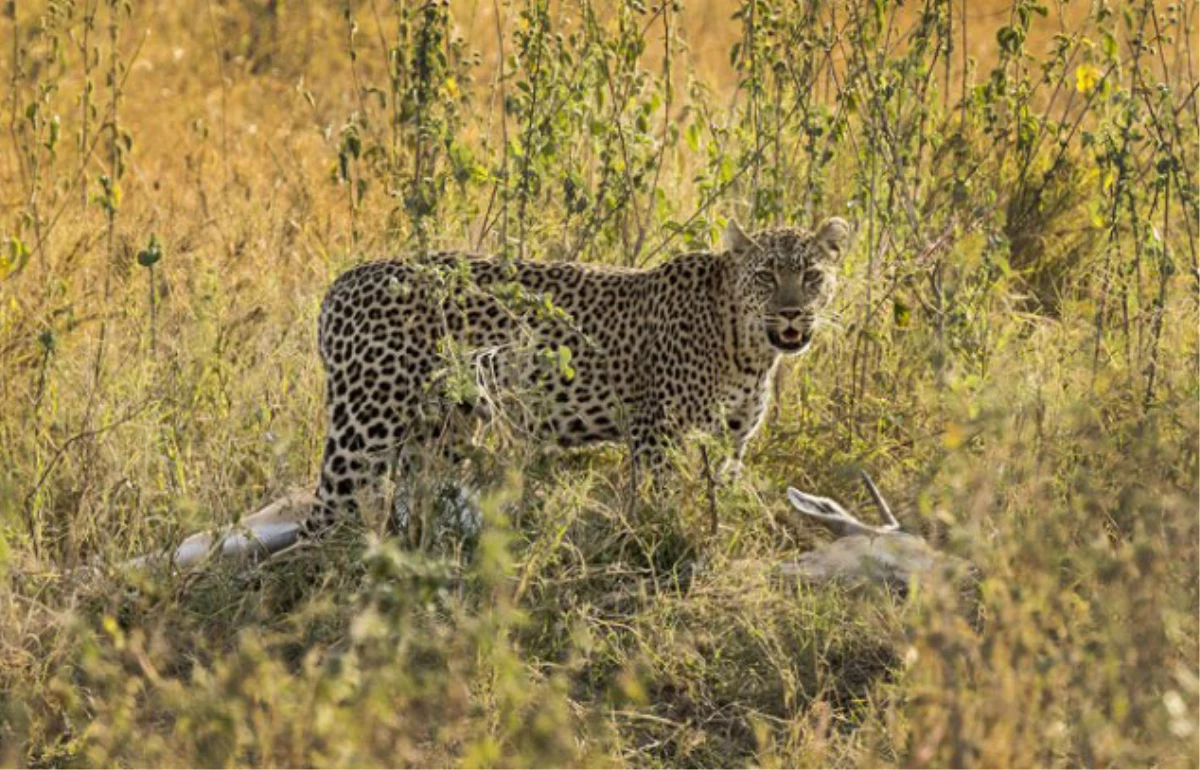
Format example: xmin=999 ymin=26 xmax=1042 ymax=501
xmin=766 ymin=310 xmax=815 ymax=353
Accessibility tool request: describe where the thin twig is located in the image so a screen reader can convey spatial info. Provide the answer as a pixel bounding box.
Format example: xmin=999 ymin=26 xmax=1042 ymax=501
xmin=700 ymin=445 xmax=718 ymax=536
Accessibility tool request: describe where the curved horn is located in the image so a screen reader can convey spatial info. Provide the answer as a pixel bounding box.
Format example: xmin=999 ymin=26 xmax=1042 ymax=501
xmin=787 ymin=486 xmax=898 ymax=538
xmin=859 ymin=470 xmax=900 ymax=530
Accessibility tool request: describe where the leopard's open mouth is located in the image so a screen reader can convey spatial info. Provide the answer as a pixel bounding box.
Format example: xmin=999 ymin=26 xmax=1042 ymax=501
xmin=768 ymin=327 xmax=814 ymax=353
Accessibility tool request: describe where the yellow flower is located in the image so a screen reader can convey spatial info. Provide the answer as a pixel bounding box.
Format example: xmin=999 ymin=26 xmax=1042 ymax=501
xmin=1075 ymin=64 xmax=1100 ymax=95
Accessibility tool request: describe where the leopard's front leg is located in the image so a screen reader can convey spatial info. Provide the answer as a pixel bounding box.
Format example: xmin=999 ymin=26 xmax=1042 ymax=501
xmin=718 ymin=376 xmax=774 ymax=484
xmin=629 ymin=402 xmax=680 ymax=499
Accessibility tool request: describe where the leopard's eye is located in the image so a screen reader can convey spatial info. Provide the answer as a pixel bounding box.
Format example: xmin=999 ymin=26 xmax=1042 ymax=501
xmin=754 ymin=268 xmax=775 ymax=285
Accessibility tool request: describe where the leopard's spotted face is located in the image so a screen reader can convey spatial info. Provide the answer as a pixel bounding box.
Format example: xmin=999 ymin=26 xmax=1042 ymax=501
xmin=727 ymin=218 xmax=851 ymax=354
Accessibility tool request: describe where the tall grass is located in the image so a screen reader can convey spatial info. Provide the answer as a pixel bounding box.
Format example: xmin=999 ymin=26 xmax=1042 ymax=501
xmin=1 ymin=0 xmax=1197 ymax=766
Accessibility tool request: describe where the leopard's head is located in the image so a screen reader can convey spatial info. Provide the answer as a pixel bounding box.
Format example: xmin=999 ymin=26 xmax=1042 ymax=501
xmin=726 ymin=217 xmax=852 ymax=355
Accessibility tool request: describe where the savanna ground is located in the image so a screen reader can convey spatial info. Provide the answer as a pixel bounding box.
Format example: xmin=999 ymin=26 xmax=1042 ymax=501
xmin=1 ymin=0 xmax=1198 ymax=766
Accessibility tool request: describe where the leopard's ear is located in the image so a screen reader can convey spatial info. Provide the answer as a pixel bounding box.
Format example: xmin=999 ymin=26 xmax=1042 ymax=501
xmin=722 ymin=218 xmax=758 ymax=252
xmin=814 ymin=217 xmax=853 ymax=263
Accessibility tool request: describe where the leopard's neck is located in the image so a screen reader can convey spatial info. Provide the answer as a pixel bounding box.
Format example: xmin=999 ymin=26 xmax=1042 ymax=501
xmin=710 ymin=258 xmax=781 ymax=379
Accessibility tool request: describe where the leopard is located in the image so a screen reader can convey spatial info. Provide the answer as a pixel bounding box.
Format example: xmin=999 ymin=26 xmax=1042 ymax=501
xmin=305 ymin=216 xmax=852 ymax=536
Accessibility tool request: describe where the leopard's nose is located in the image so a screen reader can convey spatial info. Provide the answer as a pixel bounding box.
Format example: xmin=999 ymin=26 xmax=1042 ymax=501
xmin=778 ymin=308 xmax=804 ymax=322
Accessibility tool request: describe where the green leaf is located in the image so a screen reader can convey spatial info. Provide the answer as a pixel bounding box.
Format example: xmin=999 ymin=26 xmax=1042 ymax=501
xmin=137 ymin=234 xmax=163 ymax=268
xmin=1 ymin=235 xmax=31 ymax=279
xmin=45 ymin=115 xmax=60 ymax=152
xmin=557 ymin=345 xmax=575 ymax=381
xmin=1101 ymin=31 xmax=1118 ymax=59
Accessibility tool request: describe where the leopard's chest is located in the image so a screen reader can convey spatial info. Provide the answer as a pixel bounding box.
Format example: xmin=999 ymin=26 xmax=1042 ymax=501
xmin=705 ymin=358 xmax=777 ymax=431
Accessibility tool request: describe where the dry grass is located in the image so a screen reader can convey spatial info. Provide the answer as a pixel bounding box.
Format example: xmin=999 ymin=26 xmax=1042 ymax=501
xmin=1 ymin=0 xmax=1197 ymax=766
